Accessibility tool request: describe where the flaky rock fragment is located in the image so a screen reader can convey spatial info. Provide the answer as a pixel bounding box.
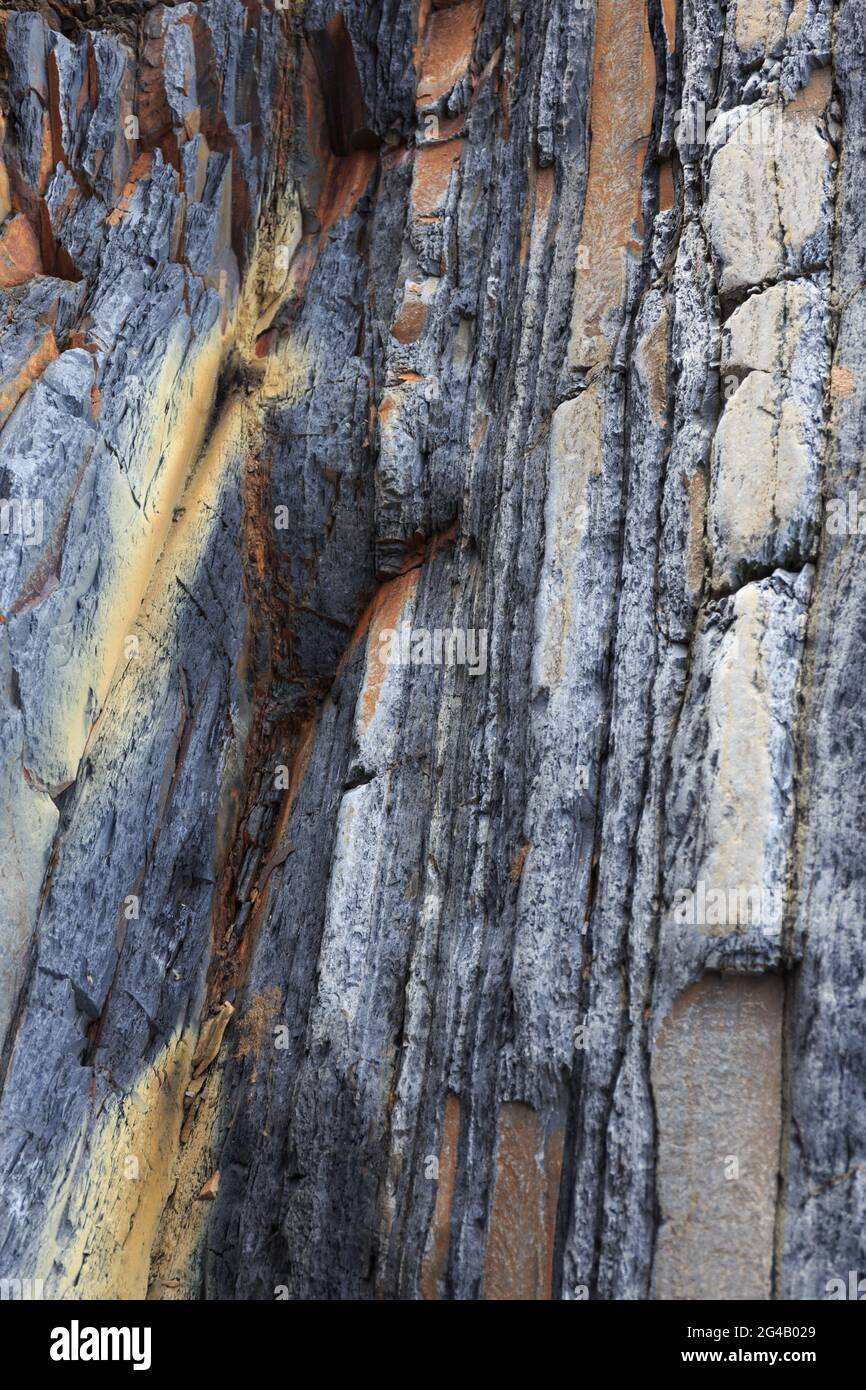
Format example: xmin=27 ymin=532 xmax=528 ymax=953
xmin=711 ymin=278 xmax=828 ymax=590
xmin=704 ymin=80 xmax=833 ymax=295
xmin=660 ymin=570 xmax=810 ymax=1007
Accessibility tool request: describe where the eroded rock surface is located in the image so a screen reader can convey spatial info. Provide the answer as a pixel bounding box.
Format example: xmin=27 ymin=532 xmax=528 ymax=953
xmin=0 ymin=0 xmax=862 ymax=1304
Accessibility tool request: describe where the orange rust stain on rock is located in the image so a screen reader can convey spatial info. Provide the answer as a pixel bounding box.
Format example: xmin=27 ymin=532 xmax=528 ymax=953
xmin=398 ymin=520 xmax=458 ymax=573
xmin=36 ymin=110 xmax=55 ymax=196
xmin=138 ymin=29 xmax=174 ymax=152
xmin=569 ymin=0 xmax=656 ymax=369
xmin=345 ymin=595 xmax=376 ymax=660
xmin=300 ymin=41 xmax=332 ymax=207
xmin=830 ymin=365 xmax=856 ymax=402
xmin=360 ymin=567 xmax=420 ymax=734
xmin=661 ymin=0 xmax=677 ymax=52
xmin=412 ymin=140 xmax=463 ymax=219
xmin=300 ymin=41 xmax=377 ymax=238
xmin=0 ymin=325 xmax=57 ymax=428
xmin=254 ymin=328 xmax=275 ymax=358
xmin=435 ymin=112 xmax=467 ymax=142
xmin=416 ymin=0 xmax=484 ymax=107
xmin=280 ymin=717 xmax=317 ymax=827
xmin=651 ymin=974 xmax=784 ymax=1301
xmin=315 ymin=148 xmax=378 ymax=236
xmin=197 ymin=1171 xmax=220 ymax=1201
xmin=343 ymin=525 xmax=457 ymax=683
xmin=786 ymin=64 xmax=833 ymax=120
xmin=376 ymin=392 xmax=399 ymax=426
xmin=421 ymin=1092 xmax=462 ymax=1299
xmin=658 ymin=158 xmax=675 ymax=213
xmin=391 ymin=292 xmax=429 ymax=345
xmin=242 ymin=456 xmax=268 ymax=584
xmin=0 ymin=156 xmax=11 ymax=222
xmin=0 ymin=214 xmax=42 ymax=287
xmin=259 ymin=717 xmax=318 ymax=890
xmin=106 ymin=153 xmax=155 ymax=227
xmin=521 ymin=164 xmax=556 ymax=264
xmin=483 ymin=1101 xmax=564 ymax=1300
xmin=535 ymin=164 xmax=556 ymax=221
xmin=414 ymin=0 xmax=434 ymax=75
xmin=510 ymin=841 xmax=530 ymax=883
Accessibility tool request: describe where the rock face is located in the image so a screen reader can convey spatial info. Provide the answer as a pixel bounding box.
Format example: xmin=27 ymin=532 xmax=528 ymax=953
xmin=0 ymin=0 xmax=862 ymax=1303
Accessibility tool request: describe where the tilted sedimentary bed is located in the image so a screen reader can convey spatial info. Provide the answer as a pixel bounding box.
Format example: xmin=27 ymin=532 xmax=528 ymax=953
xmin=0 ymin=0 xmax=862 ymax=1300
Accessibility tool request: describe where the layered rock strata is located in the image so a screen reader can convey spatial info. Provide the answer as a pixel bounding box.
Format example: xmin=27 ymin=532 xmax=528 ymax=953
xmin=0 ymin=0 xmax=861 ymax=1303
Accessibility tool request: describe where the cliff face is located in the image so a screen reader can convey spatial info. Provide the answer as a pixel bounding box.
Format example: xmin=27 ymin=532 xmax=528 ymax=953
xmin=0 ymin=0 xmax=862 ymax=1302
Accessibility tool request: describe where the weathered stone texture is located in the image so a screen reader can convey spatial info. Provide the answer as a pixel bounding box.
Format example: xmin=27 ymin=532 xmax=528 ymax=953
xmin=0 ymin=0 xmax=862 ymax=1305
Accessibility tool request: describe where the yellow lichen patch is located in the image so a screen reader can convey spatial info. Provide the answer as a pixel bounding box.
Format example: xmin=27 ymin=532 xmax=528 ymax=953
xmin=22 ymin=321 xmax=228 ymax=790
xmin=421 ymin=1092 xmax=462 ymax=1300
xmin=569 ymin=0 xmax=656 ymax=369
xmin=146 ymin=1030 xmax=233 ymax=1299
xmin=68 ymin=326 xmax=227 ymax=781
xmin=36 ymin=1031 xmax=195 ymax=1299
xmin=85 ymin=394 xmax=245 ymax=770
xmin=235 ymin=180 xmax=303 ymax=355
xmin=261 ymin=333 xmax=315 ymax=401
xmin=482 ymin=1101 xmax=563 ymax=1300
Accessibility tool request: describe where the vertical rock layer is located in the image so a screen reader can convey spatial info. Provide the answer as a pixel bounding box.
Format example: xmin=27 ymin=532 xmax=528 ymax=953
xmin=0 ymin=0 xmax=862 ymax=1302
